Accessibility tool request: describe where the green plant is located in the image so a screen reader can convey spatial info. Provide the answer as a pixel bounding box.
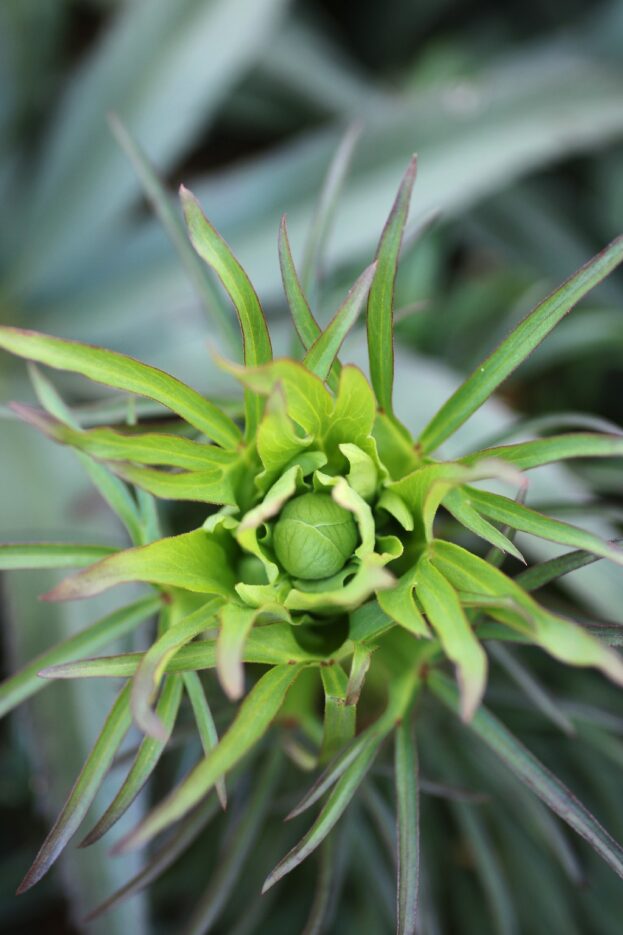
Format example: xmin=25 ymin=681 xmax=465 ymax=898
xmin=1 ymin=155 xmax=623 ymax=934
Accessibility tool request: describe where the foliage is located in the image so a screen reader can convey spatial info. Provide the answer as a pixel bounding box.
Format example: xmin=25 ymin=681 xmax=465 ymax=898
xmin=1 ymin=144 xmax=623 ymax=934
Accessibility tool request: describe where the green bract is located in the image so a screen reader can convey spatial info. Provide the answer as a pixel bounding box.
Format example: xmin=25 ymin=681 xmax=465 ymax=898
xmin=1 ymin=142 xmax=623 ymax=933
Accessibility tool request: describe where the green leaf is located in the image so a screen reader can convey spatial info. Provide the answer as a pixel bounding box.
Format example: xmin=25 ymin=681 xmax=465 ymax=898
xmin=256 ymin=385 xmax=312 ymax=487
xmin=0 ymin=326 xmax=241 ymax=448
xmin=220 ymin=357 xmax=333 ymax=439
xmin=515 ymin=545 xmax=618 ymax=592
xmin=110 ymin=464 xmax=237 ymax=507
xmin=373 ymin=412 xmax=420 ymax=480
xmin=109 ymin=114 xmax=239 ymax=355
xmin=391 ymin=460 xmax=523 ymax=543
xmin=81 ymin=674 xmax=183 ymax=846
xmin=183 ymin=672 xmax=227 ymax=810
xmin=115 ymin=665 xmax=302 ymax=853
xmin=0 ymin=595 xmax=159 ymax=718
xmin=430 ymin=540 xmax=623 ymax=686
xmin=27 ymin=366 xmax=145 ymax=544
xmin=131 ymin=600 xmax=222 ymax=739
xmin=489 ymin=643 xmax=575 ymax=736
xmin=300 ymin=122 xmax=362 ymax=297
xmin=418 ymin=237 xmax=623 ymax=453
xmin=429 ymin=671 xmax=623 ymax=882
xmin=466 ymin=487 xmax=623 ymax=568
xmin=13 ymin=403 xmax=239 ymax=470
xmin=443 ymin=487 xmax=525 ymax=563
xmin=84 ymin=796 xmax=220 ymax=923
xmin=462 ymin=432 xmax=623 ymax=471
xmin=40 ymin=622 xmax=346 ymax=681
xmin=278 ymin=217 xmax=340 ymax=393
xmin=395 ymin=716 xmax=419 ymax=935
xmin=183 ymin=748 xmax=282 ymax=935
xmin=320 ymin=666 xmax=356 ymax=763
xmin=43 ymin=529 xmax=235 ymax=602
xmin=262 ymin=734 xmax=380 ymax=893
xmin=377 ymin=567 xmax=431 ymax=638
xmin=17 ymin=683 xmax=133 ymax=894
xmin=303 ymin=261 xmax=377 ymax=383
xmin=217 ymin=602 xmax=289 ymax=701
xmin=180 ymin=186 xmax=272 ymax=440
xmin=367 ymin=156 xmax=417 ymax=415
xmin=416 ymin=556 xmax=487 ymax=721
xmin=0 ymin=542 xmax=116 ymax=570
xmin=323 ymin=366 xmax=377 ymax=463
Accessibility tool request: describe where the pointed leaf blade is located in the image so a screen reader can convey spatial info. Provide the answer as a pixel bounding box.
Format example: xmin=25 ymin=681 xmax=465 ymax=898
xmin=367 ymin=156 xmax=417 ymax=414
xmin=418 ymin=237 xmax=623 ymax=453
xmin=0 ymin=327 xmax=241 ymax=448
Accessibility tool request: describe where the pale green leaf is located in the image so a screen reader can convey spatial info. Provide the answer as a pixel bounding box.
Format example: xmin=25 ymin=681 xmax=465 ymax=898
xmin=443 ymin=487 xmax=525 ymax=563
xmin=43 ymin=529 xmax=235 ymax=602
xmin=111 ymin=463 xmax=237 ymax=507
xmin=0 ymin=326 xmax=241 ymax=448
xmin=416 ymin=556 xmax=487 ymax=720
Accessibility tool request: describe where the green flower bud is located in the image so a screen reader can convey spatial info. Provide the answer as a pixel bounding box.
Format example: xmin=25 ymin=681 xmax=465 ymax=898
xmin=273 ymin=492 xmax=358 ymax=580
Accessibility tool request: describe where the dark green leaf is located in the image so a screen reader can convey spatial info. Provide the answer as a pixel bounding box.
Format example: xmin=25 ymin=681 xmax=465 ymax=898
xmin=395 ymin=716 xmax=419 ymax=935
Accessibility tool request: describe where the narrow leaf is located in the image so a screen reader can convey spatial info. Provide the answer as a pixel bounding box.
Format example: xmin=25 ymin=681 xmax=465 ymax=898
xmin=443 ymin=487 xmax=525 ymax=563
xmin=183 ymin=672 xmax=227 ymax=809
xmin=183 ymin=749 xmax=281 ymax=935
xmin=278 ymin=216 xmax=340 ymax=392
xmin=463 ymin=432 xmax=623 ymax=471
xmin=81 ymin=674 xmax=183 ymax=846
xmin=395 ymin=716 xmax=419 ymax=935
xmin=300 ymin=122 xmax=361 ymax=296
xmin=0 ymin=595 xmax=159 ymax=718
xmin=418 ymin=237 xmax=623 ymax=453
xmin=131 ymin=600 xmax=222 ymax=739
xmin=0 ymin=326 xmax=241 ymax=447
xmin=467 ymin=487 xmax=623 ymax=568
xmin=111 ymin=463 xmax=237 ymax=506
xmin=109 ymin=114 xmax=239 ymax=355
xmin=303 ymin=262 xmax=377 ymax=383
xmin=17 ymin=683 xmax=132 ymax=893
xmin=0 ymin=543 xmax=116 ymax=570
xmin=515 ymin=545 xmax=618 ymax=592
xmin=429 ymin=671 xmax=623 ymax=881
xmin=262 ymin=736 xmax=380 ymax=892
xmin=84 ymin=797 xmax=219 ymax=922
xmin=180 ymin=186 xmax=272 ymax=440
xmin=367 ymin=156 xmax=417 ymax=414
xmin=43 ymin=529 xmax=235 ymax=601
xmin=115 ymin=665 xmax=302 ymax=853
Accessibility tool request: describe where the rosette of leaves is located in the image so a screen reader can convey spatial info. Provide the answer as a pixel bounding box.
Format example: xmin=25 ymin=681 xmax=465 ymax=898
xmin=1 ymin=157 xmax=623 ymax=933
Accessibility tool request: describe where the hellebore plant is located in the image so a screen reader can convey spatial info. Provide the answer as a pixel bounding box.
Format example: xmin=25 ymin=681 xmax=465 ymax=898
xmin=1 ymin=153 xmax=623 ymax=932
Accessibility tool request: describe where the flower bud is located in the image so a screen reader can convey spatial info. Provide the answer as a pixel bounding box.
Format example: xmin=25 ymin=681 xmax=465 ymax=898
xmin=273 ymin=492 xmax=358 ymax=580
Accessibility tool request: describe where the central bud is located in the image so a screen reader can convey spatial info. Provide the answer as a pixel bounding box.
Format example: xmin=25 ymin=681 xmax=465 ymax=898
xmin=273 ymin=492 xmax=358 ymax=580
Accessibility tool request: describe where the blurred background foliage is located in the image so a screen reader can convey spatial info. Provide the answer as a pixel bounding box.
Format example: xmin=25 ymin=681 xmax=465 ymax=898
xmin=0 ymin=0 xmax=622 ymax=932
